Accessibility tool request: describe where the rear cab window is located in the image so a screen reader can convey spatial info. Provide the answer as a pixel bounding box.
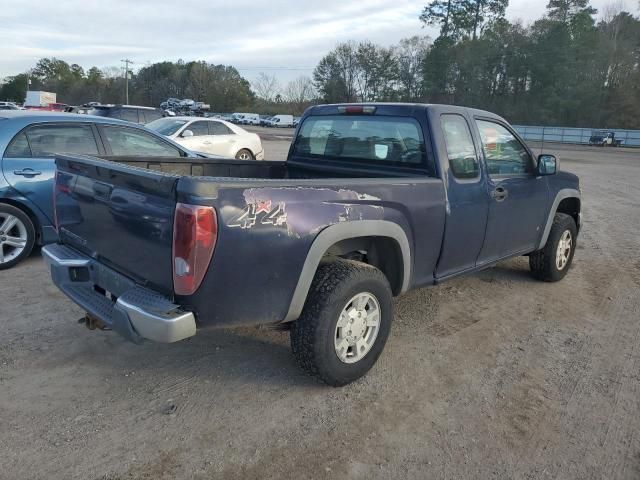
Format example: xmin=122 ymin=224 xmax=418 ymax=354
xmin=293 ymin=115 xmax=431 ymax=173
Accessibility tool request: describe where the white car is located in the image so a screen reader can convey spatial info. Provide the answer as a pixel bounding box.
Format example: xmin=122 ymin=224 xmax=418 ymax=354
xmin=146 ymin=117 xmax=264 ymax=160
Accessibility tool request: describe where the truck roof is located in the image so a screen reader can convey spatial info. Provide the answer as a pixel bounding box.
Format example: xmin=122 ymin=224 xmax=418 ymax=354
xmin=306 ymin=102 xmax=508 ymax=123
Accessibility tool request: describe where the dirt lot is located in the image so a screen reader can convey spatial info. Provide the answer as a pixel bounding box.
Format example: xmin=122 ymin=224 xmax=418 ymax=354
xmin=1 ymin=137 xmax=639 ymax=480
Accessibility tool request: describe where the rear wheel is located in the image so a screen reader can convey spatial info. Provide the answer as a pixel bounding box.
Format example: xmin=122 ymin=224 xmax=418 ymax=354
xmin=290 ymin=259 xmax=393 ymax=386
xmin=529 ymin=213 xmax=577 ymax=282
xmin=235 ymin=149 xmax=254 ymax=161
xmin=0 ymin=204 xmax=36 ymax=270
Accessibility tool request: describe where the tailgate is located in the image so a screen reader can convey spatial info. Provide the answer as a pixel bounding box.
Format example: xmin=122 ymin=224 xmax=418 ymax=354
xmin=54 ymin=154 xmax=178 ymax=296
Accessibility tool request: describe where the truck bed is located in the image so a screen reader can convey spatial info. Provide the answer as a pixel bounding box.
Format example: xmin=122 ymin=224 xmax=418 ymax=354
xmin=53 ymin=153 xmax=446 ymax=327
xmin=103 ymin=155 xmax=431 ymax=180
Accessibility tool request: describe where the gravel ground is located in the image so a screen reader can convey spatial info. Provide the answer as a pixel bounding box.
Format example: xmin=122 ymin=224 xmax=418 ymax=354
xmin=1 ymin=137 xmax=639 ymax=480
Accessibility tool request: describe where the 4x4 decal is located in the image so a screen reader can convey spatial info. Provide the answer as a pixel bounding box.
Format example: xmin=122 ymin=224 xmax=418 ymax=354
xmin=228 ymin=200 xmax=287 ymax=229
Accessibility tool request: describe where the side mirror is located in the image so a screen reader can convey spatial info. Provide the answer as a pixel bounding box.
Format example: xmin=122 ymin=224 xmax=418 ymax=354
xmin=181 ymin=129 xmax=194 ymax=138
xmin=537 ymin=154 xmax=557 ymax=175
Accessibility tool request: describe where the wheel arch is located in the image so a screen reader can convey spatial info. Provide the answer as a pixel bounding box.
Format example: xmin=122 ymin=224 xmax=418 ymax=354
xmin=538 ymin=189 xmax=581 ymax=250
xmin=234 ymin=147 xmax=254 ymax=160
xmin=283 ymin=220 xmax=411 ymax=322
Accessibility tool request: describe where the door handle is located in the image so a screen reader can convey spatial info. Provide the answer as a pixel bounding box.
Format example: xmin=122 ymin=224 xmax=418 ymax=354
xmin=14 ymin=168 xmax=42 ymax=177
xmin=490 ymin=186 xmax=508 ymax=201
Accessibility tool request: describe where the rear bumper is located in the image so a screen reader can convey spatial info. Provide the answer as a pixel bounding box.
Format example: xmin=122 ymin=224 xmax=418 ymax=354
xmin=42 ymin=244 xmax=196 ymax=344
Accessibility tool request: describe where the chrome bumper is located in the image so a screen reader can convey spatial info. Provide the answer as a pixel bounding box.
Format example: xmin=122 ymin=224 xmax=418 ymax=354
xmin=42 ymin=244 xmax=196 ymax=344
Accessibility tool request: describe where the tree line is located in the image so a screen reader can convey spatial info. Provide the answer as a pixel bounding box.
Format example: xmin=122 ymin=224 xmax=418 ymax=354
xmin=314 ymin=0 xmax=640 ymax=128
xmin=1 ymin=0 xmax=638 ymax=128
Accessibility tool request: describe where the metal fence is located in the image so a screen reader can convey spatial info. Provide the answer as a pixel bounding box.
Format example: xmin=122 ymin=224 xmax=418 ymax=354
xmin=513 ymin=125 xmax=640 ymax=148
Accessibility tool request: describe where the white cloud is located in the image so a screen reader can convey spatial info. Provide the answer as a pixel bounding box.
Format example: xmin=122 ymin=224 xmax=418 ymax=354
xmin=0 ymin=0 xmax=633 ymax=82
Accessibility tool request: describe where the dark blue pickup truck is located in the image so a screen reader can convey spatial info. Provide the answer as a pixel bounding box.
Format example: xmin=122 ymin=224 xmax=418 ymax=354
xmin=43 ymin=103 xmax=581 ymax=386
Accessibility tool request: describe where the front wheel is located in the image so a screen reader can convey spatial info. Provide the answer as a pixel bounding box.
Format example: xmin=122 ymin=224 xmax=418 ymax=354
xmin=529 ymin=213 xmax=577 ymax=282
xmin=290 ymin=259 xmax=393 ymax=386
xmin=0 ymin=204 xmax=36 ymax=270
xmin=235 ymin=149 xmax=254 ymax=161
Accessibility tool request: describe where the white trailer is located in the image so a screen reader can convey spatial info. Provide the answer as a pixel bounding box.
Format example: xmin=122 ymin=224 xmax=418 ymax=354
xmin=25 ymin=91 xmax=56 ymax=107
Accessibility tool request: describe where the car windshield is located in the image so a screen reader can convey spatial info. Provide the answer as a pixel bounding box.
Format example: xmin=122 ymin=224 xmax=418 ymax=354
xmin=146 ymin=118 xmax=189 ymax=136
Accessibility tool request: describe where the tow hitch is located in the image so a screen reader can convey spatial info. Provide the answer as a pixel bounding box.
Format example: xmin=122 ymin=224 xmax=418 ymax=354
xmin=79 ymin=314 xmax=112 ymax=331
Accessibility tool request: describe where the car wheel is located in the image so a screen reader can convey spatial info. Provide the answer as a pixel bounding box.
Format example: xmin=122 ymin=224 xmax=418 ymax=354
xmin=0 ymin=204 xmax=36 ymax=270
xmin=290 ymin=259 xmax=393 ymax=386
xmin=529 ymin=213 xmax=577 ymax=282
xmin=235 ymin=149 xmax=254 ymax=161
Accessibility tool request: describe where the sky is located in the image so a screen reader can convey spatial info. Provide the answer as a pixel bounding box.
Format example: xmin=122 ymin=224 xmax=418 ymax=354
xmin=0 ymin=0 xmax=631 ymax=83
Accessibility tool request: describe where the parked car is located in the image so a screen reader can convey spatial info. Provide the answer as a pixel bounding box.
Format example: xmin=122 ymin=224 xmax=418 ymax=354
xmin=267 ymin=114 xmax=294 ymax=127
xmin=293 ymin=117 xmax=301 ymax=127
xmin=87 ymin=104 xmax=164 ymax=124
xmin=43 ymin=103 xmax=581 ymax=386
xmin=0 ymin=105 xmax=20 ymax=110
xmin=239 ymin=113 xmax=260 ymax=126
xmin=0 ymin=110 xmax=204 ymax=269
xmin=146 ymin=116 xmax=264 ymax=160
xmin=588 ymin=130 xmax=623 ymax=147
xmin=260 ymin=115 xmax=273 ymax=126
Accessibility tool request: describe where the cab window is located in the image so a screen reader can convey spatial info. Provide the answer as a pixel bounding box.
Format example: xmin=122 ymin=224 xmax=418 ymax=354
xmin=475 ymin=120 xmax=532 ymax=176
xmin=294 ymin=115 xmax=428 ymax=169
xmin=440 ymin=114 xmax=479 ymax=179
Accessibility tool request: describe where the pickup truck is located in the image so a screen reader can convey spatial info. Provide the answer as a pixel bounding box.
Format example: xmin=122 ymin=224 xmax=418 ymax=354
xmin=43 ymin=103 xmax=581 ymax=386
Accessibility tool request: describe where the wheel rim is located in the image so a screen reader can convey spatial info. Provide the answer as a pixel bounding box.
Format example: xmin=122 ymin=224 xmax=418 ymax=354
xmin=556 ymin=230 xmax=572 ymax=271
xmin=334 ymin=292 xmax=381 ymax=364
xmin=237 ymin=151 xmax=251 ymax=160
xmin=0 ymin=213 xmax=28 ymax=264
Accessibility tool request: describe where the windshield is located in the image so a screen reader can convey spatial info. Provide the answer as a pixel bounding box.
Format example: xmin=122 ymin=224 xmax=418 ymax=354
xmin=146 ymin=118 xmax=189 ymax=136
xmin=293 ymin=115 xmax=427 ymax=168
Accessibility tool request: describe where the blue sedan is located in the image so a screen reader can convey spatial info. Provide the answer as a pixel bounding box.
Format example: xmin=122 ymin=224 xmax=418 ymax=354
xmin=0 ymin=110 xmax=202 ymax=269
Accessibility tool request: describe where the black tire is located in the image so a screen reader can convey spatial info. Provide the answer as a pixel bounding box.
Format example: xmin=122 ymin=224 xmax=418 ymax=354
xmin=235 ymin=149 xmax=254 ymax=160
xmin=529 ymin=213 xmax=577 ymax=282
xmin=0 ymin=203 xmax=36 ymax=270
xmin=290 ymin=259 xmax=393 ymax=387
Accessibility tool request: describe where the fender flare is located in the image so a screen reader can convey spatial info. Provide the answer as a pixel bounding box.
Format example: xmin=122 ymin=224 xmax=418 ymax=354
xmin=538 ymin=188 xmax=581 ymax=249
xmin=283 ymin=220 xmax=412 ymax=322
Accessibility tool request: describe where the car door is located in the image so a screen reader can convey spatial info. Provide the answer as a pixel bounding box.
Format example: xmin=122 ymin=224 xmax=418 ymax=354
xmin=207 ymin=121 xmax=237 ymax=157
xmin=474 ymin=118 xmax=550 ymax=265
xmin=175 ymin=121 xmax=211 ymax=153
xmin=434 ymin=113 xmax=489 ymax=278
xmin=2 ymin=123 xmax=102 ymax=223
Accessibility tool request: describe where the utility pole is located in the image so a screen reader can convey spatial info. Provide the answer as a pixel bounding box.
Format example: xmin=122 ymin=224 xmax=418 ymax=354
xmin=121 ymin=59 xmax=134 ymax=104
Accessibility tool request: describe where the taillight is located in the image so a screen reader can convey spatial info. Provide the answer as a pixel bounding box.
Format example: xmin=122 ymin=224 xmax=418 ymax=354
xmin=172 ymin=203 xmax=217 ymax=296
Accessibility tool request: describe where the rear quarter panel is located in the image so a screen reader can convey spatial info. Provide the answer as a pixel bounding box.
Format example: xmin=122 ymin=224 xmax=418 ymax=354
xmin=177 ymin=177 xmax=446 ymax=327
